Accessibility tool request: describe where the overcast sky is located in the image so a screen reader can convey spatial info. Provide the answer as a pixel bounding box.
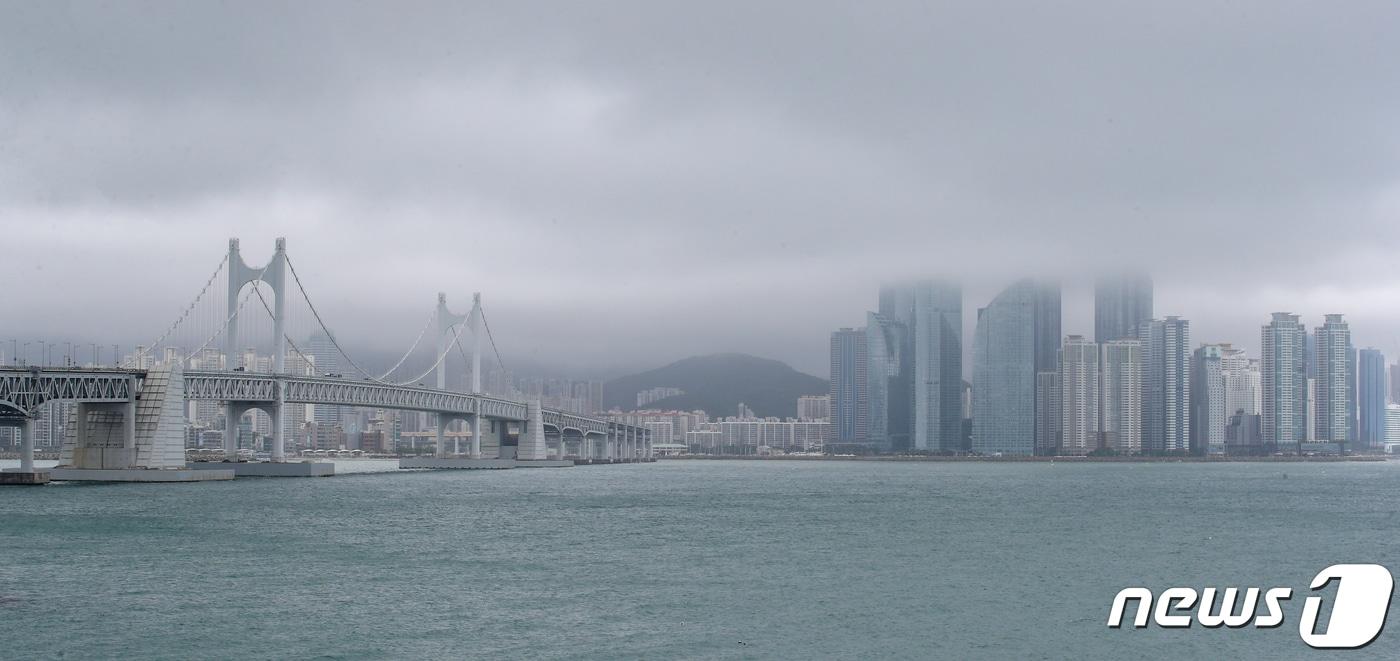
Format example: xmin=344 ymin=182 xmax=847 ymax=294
xmin=3 ymin=1 xmax=1399 ymax=377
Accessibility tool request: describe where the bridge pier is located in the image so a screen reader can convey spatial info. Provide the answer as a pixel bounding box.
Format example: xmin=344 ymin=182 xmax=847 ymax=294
xmin=271 ymin=389 xmax=286 ymax=463
xmin=469 ymin=413 xmax=482 ymax=459
xmin=435 ymin=412 xmax=448 ymax=458
xmin=19 ymin=416 xmax=34 ymax=472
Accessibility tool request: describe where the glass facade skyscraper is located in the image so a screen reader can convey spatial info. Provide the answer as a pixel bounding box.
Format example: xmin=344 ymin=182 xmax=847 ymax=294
xmin=866 ymin=312 xmax=910 ymax=451
xmin=875 ymin=281 xmax=962 ymax=452
xmin=911 ymin=281 xmax=963 ymax=451
xmin=971 ymin=280 xmax=1038 ymax=455
xmin=1358 ymin=348 xmax=1386 ymax=448
xmin=1094 ymin=275 xmax=1153 ymax=343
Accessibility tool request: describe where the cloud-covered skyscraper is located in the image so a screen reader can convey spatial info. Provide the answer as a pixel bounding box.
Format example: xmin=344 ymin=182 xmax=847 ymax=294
xmin=866 ymin=312 xmax=910 ymax=452
xmin=1094 ymin=275 xmax=1153 ymax=343
xmin=875 ymin=281 xmax=962 ymax=452
xmin=972 ymin=280 xmax=1039 ymax=455
xmin=910 ymin=281 xmax=963 ymax=451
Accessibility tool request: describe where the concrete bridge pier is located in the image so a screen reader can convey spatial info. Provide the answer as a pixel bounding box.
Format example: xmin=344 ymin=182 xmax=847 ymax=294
xmin=225 ymin=401 xmax=279 ymax=461
xmin=435 ymin=412 xmax=449 ymax=458
xmin=469 ymin=413 xmax=482 ymax=459
xmin=19 ymin=417 xmax=34 ymax=472
xmin=271 ymin=385 xmax=286 ymax=462
xmin=0 ymin=418 xmax=48 ymax=485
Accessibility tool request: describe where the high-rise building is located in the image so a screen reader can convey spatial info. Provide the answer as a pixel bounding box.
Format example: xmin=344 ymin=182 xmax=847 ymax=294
xmin=1313 ymin=314 xmax=1353 ymax=444
xmin=797 ymin=395 xmax=831 ymax=422
xmin=911 ymin=281 xmax=963 ymax=451
xmin=1101 ymin=339 xmax=1143 ymax=454
xmin=866 ymin=312 xmax=910 ymax=451
xmin=1034 ymin=371 xmax=1060 ymax=455
xmin=972 ymin=280 xmax=1040 ymax=455
xmin=1390 ymin=361 xmax=1400 ymax=404
xmin=830 ymin=327 xmax=868 ymax=446
xmin=308 ymin=331 xmax=342 ymax=427
xmin=1034 ymin=282 xmax=1061 ymax=453
xmin=1094 ymin=275 xmax=1153 ymax=343
xmin=878 ymin=281 xmax=963 ymax=452
xmin=1387 ymin=404 xmax=1400 ymax=447
xmin=1219 ymin=344 xmax=1259 ymax=419
xmin=1139 ymin=317 xmax=1190 ymax=453
xmin=1262 ymin=313 xmax=1308 ymax=447
xmin=1190 ymin=344 xmax=1226 ymax=455
xmin=1358 ymin=349 xmax=1386 ymax=449
xmin=1058 ymin=335 xmax=1100 ymax=456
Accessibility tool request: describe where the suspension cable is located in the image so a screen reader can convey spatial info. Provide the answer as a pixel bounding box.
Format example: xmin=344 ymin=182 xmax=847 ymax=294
xmin=394 ymin=319 xmax=472 ymax=386
xmin=479 ymin=305 xmax=506 ymax=373
xmin=373 ymin=308 xmax=436 ymax=380
xmin=183 ymin=282 xmax=257 ymax=363
xmin=246 ymin=276 xmax=319 ymax=372
xmin=283 ymin=254 xmax=391 ymax=383
xmin=125 ymin=253 xmax=229 ymax=367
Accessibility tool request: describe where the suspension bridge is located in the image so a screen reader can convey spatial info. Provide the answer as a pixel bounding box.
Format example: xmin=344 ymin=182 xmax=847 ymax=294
xmin=0 ymin=238 xmax=652 ymax=483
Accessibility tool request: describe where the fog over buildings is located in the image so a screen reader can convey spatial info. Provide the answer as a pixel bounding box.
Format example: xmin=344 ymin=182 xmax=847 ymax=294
xmin=3 ymin=2 xmax=1400 ymax=377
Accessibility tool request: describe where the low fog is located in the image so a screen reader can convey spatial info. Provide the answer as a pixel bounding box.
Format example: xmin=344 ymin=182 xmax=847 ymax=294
xmin=3 ymin=1 xmax=1398 ymax=376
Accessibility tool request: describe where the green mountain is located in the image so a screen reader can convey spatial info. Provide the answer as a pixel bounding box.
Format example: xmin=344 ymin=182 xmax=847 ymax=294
xmin=604 ymin=353 xmax=827 ymax=418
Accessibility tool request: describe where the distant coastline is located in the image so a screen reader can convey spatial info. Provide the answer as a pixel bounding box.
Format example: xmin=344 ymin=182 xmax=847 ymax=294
xmin=664 ymin=454 xmax=1391 ymax=463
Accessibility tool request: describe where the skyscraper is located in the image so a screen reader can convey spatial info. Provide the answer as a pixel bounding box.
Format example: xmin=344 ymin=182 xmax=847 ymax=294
xmin=1219 ymin=344 xmax=1259 ymax=419
xmin=830 ymin=327 xmax=868 ymax=446
xmin=1058 ymin=335 xmax=1099 ymax=456
xmin=865 ymin=312 xmax=909 ymax=451
xmin=1035 ymin=371 xmax=1060 ymax=455
xmin=1190 ymin=344 xmax=1226 ymax=455
xmin=307 ymin=330 xmax=342 ymax=428
xmin=1262 ymin=313 xmax=1308 ymax=448
xmin=1390 ymin=361 xmax=1400 ymax=405
xmin=972 ymin=280 xmax=1039 ymax=455
xmin=1101 ymin=339 xmax=1143 ymax=454
xmin=1313 ymin=314 xmax=1353 ymax=444
xmin=1358 ymin=349 xmax=1386 ymax=449
xmin=877 ymin=281 xmax=963 ymax=452
xmin=1094 ymin=275 xmax=1153 ymax=343
xmin=1139 ymin=317 xmax=1190 ymax=453
xmin=1030 ymin=278 xmax=1058 ymax=453
xmin=910 ymin=281 xmax=963 ymax=451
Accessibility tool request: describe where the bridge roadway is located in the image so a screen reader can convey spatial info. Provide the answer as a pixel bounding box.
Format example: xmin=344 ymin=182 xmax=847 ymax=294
xmin=1 ymin=367 xmax=650 ymax=472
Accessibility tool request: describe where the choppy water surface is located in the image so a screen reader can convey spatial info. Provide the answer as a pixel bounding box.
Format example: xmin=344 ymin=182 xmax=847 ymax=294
xmin=2 ymin=459 xmax=1399 ymax=659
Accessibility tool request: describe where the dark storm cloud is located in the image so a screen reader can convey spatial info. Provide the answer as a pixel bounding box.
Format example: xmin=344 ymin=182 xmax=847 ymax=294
xmin=3 ymin=1 xmax=1399 ymax=375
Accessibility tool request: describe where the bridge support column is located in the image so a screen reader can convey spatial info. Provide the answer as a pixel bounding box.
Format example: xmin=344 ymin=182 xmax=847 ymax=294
xmin=435 ymin=413 xmax=448 ymax=458
xmin=271 ymin=393 xmax=285 ymax=463
xmin=469 ymin=414 xmax=482 ymax=459
xmin=19 ymin=417 xmax=34 ymax=473
xmin=224 ymin=403 xmax=248 ymax=461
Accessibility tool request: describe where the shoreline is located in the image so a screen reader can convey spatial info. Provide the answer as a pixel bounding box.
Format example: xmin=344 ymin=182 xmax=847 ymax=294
xmin=663 ymin=454 xmax=1392 ymax=463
